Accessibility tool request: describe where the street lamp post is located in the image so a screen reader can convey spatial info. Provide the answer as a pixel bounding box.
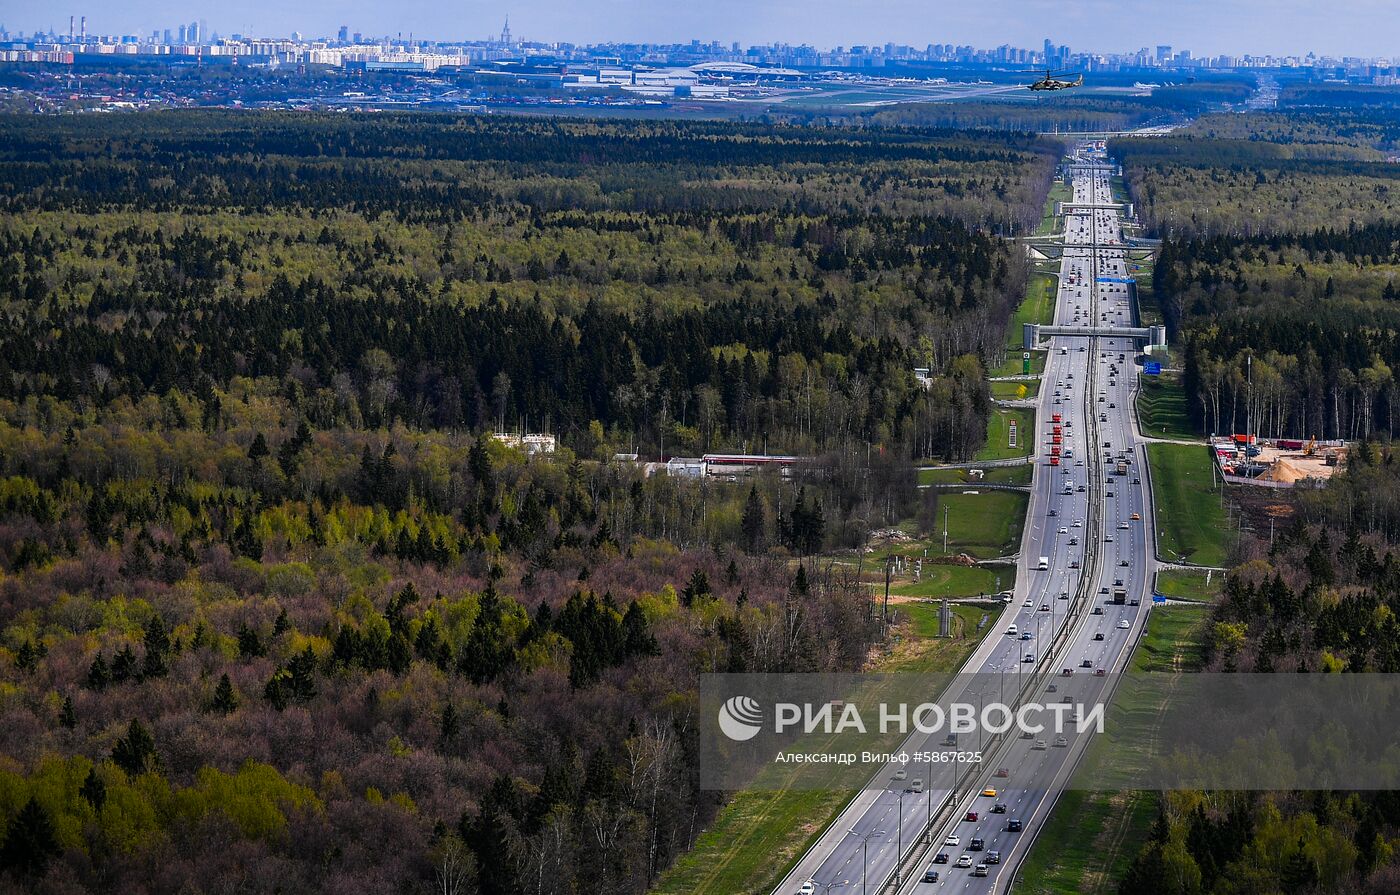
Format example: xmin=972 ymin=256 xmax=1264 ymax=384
xmin=847 ymin=829 xmax=885 ymax=895
xmin=896 ymin=791 xmax=904 ymax=884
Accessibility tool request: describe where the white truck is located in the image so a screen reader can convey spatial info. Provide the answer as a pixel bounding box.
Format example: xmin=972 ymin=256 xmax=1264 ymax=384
xmin=1037 ymin=556 xmax=1050 ymax=570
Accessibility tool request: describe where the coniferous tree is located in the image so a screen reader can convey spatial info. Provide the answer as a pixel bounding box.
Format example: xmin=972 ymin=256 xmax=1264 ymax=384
xmin=142 ymin=615 xmax=170 ymax=678
xmin=740 ymin=485 xmax=766 ymax=554
xmin=85 ymin=653 xmax=110 ymax=690
xmin=111 ymin=719 xmax=157 ymax=778
xmin=79 ymin=767 xmax=106 ymax=811
xmin=210 ymin=673 xmax=238 ymax=715
xmin=111 ymin=644 xmax=139 ymax=683
xmin=0 ymin=797 xmax=60 ymax=879
xmin=58 ymin=696 xmax=76 ymax=730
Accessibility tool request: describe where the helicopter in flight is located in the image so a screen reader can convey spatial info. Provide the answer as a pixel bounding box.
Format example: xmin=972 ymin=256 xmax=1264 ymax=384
xmin=1025 ymin=68 xmax=1084 ymax=91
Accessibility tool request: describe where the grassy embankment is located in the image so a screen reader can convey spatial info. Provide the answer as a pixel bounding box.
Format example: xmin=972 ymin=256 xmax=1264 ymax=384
xmin=651 ymin=602 xmax=1003 ymax=895
xmin=1136 ymin=372 xmax=1197 ymax=441
xmin=1014 ymin=605 xmax=1209 ymax=894
xmin=1153 ymin=568 xmax=1223 ymax=602
xmin=1146 ymin=443 xmax=1231 ymax=568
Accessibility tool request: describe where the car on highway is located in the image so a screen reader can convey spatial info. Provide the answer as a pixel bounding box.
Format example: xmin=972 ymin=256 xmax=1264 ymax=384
xmin=955 ymin=854 xmax=973 ymax=868
xmin=1092 ymin=606 xmax=1104 ymax=615
xmin=1054 ymin=735 xmax=1069 ymax=747
xmin=933 ymin=852 xmax=949 ymax=864
xmin=965 ymin=811 xmax=979 ymax=822
xmin=981 ymin=787 xmax=998 ymax=797
xmin=1023 ymin=653 xmax=1035 ymax=663
xmin=923 ymin=867 xmax=941 ymax=883
xmin=1057 ymin=527 xmax=1068 ymax=534
xmin=1131 ymin=512 xmax=1141 ymax=520
xmin=1033 ymin=739 xmax=1047 ymax=750
xmin=972 ymin=864 xmax=988 ymax=877
xmin=1118 ymin=619 xmax=1131 ymax=629
xmin=892 ymin=769 xmax=907 ymax=781
xmin=991 ymin=803 xmax=1007 ymax=813
xmin=1095 ymin=668 xmax=1107 ymax=676
xmin=1020 ymin=632 xmax=1032 ymax=640
xmin=969 ymin=838 xmax=984 ymax=851
xmin=1046 ymin=683 xmax=1058 ymax=693
xmin=1094 ymin=631 xmax=1105 ymax=641
xmin=799 ymin=882 xmax=814 ymax=895
xmin=1080 ymin=659 xmax=1093 ymax=668
xmin=1040 ymin=603 xmax=1051 ymax=611
xmin=944 ymin=835 xmax=960 ymax=848
xmin=994 ymin=767 xmax=1010 ymax=777
xmin=986 ymin=851 xmax=1002 ymax=864
xmin=1007 ymin=819 xmax=1024 ymax=832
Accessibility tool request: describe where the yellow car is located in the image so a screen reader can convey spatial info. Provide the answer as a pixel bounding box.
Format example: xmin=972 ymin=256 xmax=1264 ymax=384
xmin=981 ymin=787 xmax=998 ymax=797
xmin=1130 ymin=512 xmax=1141 ymax=520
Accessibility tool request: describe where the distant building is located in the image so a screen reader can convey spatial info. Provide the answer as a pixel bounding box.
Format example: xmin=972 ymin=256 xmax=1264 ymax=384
xmin=491 ymin=432 xmax=556 ymax=455
xmin=666 ymin=457 xmax=705 ymax=477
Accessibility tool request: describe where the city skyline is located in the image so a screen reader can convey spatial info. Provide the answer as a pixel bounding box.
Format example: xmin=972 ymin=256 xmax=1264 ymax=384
xmin=6 ymin=0 xmax=1400 ymax=60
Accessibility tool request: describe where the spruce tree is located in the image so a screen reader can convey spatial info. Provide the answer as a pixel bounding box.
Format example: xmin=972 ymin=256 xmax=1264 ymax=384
xmin=0 ymin=796 xmax=60 ymax=878
xmin=210 ymin=673 xmax=238 ymax=715
xmin=111 ymin=719 xmax=156 ymax=778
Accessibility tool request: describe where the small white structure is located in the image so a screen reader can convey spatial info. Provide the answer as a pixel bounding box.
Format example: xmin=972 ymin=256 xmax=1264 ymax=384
xmin=491 ymin=433 xmax=556 ymax=455
xmin=666 ymin=457 xmax=706 ymax=477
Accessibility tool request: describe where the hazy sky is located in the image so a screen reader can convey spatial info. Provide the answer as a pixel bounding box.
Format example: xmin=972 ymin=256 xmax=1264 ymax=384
xmin=6 ymin=0 xmax=1399 ymax=58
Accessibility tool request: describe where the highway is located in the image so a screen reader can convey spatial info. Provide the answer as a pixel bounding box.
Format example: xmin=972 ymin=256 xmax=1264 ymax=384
xmin=775 ymin=142 xmax=1158 ymax=895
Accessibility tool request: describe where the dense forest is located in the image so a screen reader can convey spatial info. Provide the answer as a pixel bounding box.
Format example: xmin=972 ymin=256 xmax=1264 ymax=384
xmin=1113 ymin=109 xmax=1400 ymax=442
xmin=0 ymin=112 xmax=1058 ymax=462
xmin=0 ymin=111 xmax=1052 ymax=893
xmin=1118 ymin=446 xmax=1400 ymax=895
xmin=1113 ymin=111 xmax=1400 ymax=238
xmin=1116 ymin=104 xmax=1400 ymax=894
xmin=1156 ymin=222 xmax=1400 ymax=441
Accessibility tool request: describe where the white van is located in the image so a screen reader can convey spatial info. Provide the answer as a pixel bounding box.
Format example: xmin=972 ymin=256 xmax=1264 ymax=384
xmin=1006 ymin=624 xmax=1018 ymax=636
xmin=1037 ymin=556 xmax=1050 ymax=570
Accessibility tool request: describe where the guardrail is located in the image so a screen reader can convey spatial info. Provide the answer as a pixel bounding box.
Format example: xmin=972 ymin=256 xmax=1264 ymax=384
xmin=869 ymin=184 xmax=1110 ymax=895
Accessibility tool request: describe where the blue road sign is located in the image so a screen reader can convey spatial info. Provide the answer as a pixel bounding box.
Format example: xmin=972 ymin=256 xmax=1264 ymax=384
xmin=1095 ymin=276 xmax=1136 ymax=284
xmin=1152 ymin=594 xmax=1167 ymax=603
xmin=1144 ymin=362 xmax=1162 ymax=376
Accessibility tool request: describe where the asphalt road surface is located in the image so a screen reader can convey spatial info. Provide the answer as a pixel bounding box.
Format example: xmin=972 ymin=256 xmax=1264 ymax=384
xmin=775 ymin=142 xmax=1159 ymax=895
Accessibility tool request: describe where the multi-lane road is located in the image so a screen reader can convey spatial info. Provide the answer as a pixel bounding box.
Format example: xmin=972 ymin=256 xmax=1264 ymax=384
xmin=776 ymin=142 xmax=1159 ymax=895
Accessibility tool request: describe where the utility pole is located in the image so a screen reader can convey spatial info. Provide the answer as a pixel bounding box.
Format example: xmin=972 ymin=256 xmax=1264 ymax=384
xmin=943 ymin=504 xmax=949 ymax=554
xmin=882 ymin=560 xmax=892 ymax=638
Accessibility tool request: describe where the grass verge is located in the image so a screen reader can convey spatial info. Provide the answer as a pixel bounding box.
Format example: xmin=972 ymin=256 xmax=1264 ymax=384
xmin=991 ymin=350 xmax=1046 ymax=379
xmin=976 ymin=407 xmax=1036 ymax=462
xmin=651 ymin=603 xmax=1003 ymax=895
xmin=918 ymin=465 xmax=1033 ymax=487
xmin=1136 ymin=373 xmax=1196 ymax=441
xmin=924 ymin=489 xmax=1030 ymax=559
xmin=1153 ymin=568 xmax=1223 ymax=603
xmin=993 ymin=379 xmax=1041 ymax=401
xmin=1006 ymin=272 xmax=1059 ymax=348
xmin=1014 ymin=605 xmax=1208 ymax=894
xmin=1146 ymin=443 xmax=1230 ymax=568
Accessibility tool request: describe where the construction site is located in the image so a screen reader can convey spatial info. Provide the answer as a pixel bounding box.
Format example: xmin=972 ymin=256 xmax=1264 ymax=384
xmin=1210 ymin=434 xmax=1347 ymax=488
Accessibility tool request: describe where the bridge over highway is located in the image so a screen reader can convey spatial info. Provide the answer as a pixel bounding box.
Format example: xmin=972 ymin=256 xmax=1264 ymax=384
xmin=1023 ymin=322 xmax=1167 ymax=352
